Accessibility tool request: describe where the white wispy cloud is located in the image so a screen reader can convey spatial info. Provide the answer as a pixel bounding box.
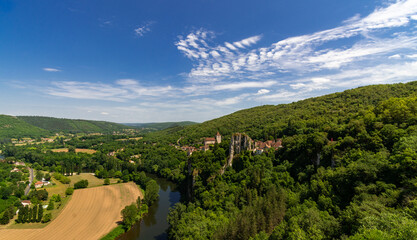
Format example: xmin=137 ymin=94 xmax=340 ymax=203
xmin=177 ymin=0 xmax=417 ymax=83
xmin=254 ymin=60 xmax=417 ymax=103
xmin=233 ymin=35 xmax=262 ymax=49
xmin=43 ymin=68 xmax=61 ymax=72
xmin=40 ymin=0 xmax=417 ymax=123
xmin=134 ymin=22 xmax=154 ymax=37
xmin=47 ymin=79 xmax=174 ymax=101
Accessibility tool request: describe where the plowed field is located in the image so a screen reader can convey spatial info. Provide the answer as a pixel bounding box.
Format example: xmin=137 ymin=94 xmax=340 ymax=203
xmin=0 ymin=182 xmax=142 ymax=240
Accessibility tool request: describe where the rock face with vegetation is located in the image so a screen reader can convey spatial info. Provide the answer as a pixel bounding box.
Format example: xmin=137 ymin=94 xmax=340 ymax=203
xmin=228 ymin=133 xmax=253 ymax=167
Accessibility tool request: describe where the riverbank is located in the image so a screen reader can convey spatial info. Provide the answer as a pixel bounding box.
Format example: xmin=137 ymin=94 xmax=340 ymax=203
xmin=116 ymin=174 xmax=180 ymax=240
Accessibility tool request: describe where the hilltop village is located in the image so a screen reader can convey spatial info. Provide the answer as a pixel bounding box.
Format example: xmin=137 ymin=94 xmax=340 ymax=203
xmin=176 ymin=132 xmax=282 ymax=156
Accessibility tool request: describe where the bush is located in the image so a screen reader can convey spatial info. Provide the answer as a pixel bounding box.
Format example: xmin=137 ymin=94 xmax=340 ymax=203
xmin=44 ymin=173 xmax=51 ymax=181
xmin=51 ymin=194 xmax=61 ymax=202
xmin=0 ymin=213 xmax=9 ymax=225
xmin=65 ymin=188 xmax=74 ymax=196
xmin=42 ymin=213 xmax=51 ymax=223
xmin=74 ymin=180 xmax=89 ymax=189
xmin=104 ymin=178 xmax=110 ymax=185
xmin=47 ymin=200 xmax=54 ymax=210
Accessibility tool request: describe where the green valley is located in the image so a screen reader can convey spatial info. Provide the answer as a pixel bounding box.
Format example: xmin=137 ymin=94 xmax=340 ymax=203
xmin=2 ymin=81 xmax=417 ymax=239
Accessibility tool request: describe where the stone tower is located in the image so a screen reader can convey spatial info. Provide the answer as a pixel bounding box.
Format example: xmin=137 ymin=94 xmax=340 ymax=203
xmin=216 ymin=132 xmax=222 ymax=144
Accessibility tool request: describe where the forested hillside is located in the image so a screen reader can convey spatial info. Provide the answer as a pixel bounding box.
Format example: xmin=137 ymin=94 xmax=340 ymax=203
xmin=18 ymin=116 xmax=132 ymax=134
xmin=150 ymin=81 xmax=417 ymax=144
xmin=0 ymin=115 xmax=49 ymax=140
xmin=142 ymin=81 xmax=417 ymax=239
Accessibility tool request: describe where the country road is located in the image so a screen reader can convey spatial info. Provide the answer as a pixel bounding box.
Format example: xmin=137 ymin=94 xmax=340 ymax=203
xmin=24 ymin=167 xmax=33 ymax=195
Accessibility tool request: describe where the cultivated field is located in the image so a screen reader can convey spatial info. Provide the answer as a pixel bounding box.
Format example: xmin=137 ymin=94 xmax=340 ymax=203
xmin=51 ymin=148 xmax=97 ymax=154
xmin=0 ymin=182 xmax=142 ymax=240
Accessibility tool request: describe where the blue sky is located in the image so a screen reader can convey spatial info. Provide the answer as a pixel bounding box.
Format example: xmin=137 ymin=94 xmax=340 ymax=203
xmin=1 ymin=0 xmax=417 ymax=123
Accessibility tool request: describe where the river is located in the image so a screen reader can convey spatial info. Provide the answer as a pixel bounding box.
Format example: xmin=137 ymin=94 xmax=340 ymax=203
xmin=117 ymin=175 xmax=181 ymax=240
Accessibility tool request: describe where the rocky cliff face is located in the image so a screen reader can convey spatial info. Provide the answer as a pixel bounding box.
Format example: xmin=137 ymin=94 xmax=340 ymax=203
xmin=227 ymin=133 xmax=253 ymax=167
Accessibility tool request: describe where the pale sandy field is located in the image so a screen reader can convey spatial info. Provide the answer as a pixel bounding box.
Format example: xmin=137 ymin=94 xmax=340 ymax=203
xmin=0 ymin=182 xmax=142 ymax=240
xmin=51 ymin=148 xmax=97 ymax=154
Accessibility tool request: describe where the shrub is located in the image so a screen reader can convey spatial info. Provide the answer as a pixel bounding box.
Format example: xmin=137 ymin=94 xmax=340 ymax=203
xmin=51 ymin=194 xmax=61 ymax=202
xmin=47 ymin=200 xmax=54 ymax=210
xmin=74 ymin=180 xmax=89 ymax=189
xmin=65 ymin=188 xmax=74 ymax=196
xmin=42 ymin=213 xmax=51 ymax=223
xmin=0 ymin=213 xmax=9 ymax=225
xmin=104 ymin=178 xmax=110 ymax=185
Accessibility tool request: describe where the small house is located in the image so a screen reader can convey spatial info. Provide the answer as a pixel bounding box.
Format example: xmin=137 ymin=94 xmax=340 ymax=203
xmin=35 ymin=181 xmax=44 ymax=188
xmin=204 ymin=137 xmax=216 ymax=145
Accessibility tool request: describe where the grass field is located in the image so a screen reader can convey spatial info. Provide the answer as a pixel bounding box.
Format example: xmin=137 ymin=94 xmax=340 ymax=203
xmin=0 ymin=182 xmax=142 ymax=240
xmin=42 ymin=173 xmax=118 ymax=195
xmin=68 ymin=173 xmax=118 ymax=188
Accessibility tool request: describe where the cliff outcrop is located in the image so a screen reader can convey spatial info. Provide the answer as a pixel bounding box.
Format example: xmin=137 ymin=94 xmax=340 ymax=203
xmin=227 ymin=133 xmax=253 ymax=167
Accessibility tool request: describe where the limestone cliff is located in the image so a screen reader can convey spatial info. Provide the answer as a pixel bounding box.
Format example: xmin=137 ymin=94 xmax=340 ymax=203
xmin=227 ymin=133 xmax=253 ymax=167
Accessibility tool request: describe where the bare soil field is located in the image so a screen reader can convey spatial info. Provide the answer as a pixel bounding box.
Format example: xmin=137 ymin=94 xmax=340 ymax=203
xmin=116 ymin=137 xmax=143 ymax=141
xmin=75 ymin=149 xmax=97 ymax=154
xmin=51 ymin=148 xmax=97 ymax=154
xmin=0 ymin=182 xmax=142 ymax=240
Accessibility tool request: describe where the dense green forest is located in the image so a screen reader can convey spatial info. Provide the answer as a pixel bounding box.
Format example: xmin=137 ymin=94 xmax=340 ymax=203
xmin=154 ymin=81 xmax=417 ymax=239
xmin=0 ymin=115 xmax=49 ymax=140
xmin=3 ymin=81 xmax=417 ymax=239
xmin=0 ymin=115 xmax=136 ymax=140
xmin=18 ymin=116 xmax=133 ymax=134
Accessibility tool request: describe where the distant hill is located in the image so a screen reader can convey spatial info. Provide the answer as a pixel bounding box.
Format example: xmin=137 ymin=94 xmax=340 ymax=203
xmin=148 ymin=81 xmax=417 ymax=144
xmin=0 ymin=115 xmax=49 ymax=139
xmin=17 ymin=116 xmax=133 ymax=134
xmin=123 ymin=121 xmax=197 ymax=132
